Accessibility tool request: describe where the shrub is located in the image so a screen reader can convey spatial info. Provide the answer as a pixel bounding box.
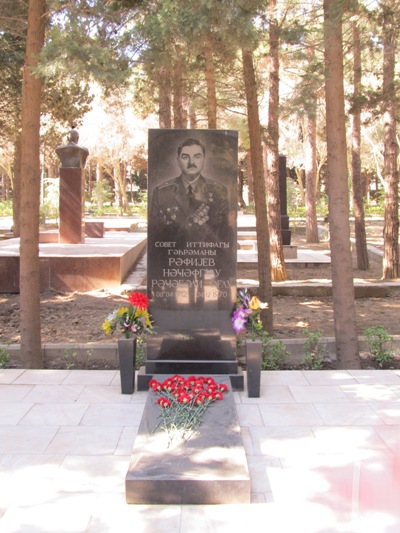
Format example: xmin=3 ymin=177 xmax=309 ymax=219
xmin=0 ymin=200 xmax=13 ymax=217
xmin=261 ymin=337 xmax=290 ymax=370
xmin=363 ymin=325 xmax=395 ymax=368
xmin=302 ymin=329 xmax=327 ymax=370
xmin=0 ymin=346 xmax=11 ymax=368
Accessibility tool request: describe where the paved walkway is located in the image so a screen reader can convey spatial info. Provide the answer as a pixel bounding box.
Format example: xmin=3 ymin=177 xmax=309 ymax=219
xmin=1 ymin=368 xmax=400 ymax=533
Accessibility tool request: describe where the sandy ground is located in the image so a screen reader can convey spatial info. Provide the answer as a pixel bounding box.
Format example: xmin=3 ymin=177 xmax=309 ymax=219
xmin=0 ymin=221 xmax=399 ymax=347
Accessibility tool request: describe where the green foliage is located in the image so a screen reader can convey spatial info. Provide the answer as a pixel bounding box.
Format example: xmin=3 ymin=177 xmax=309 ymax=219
xmin=302 ymin=330 xmax=327 ymax=370
xmin=0 ymin=200 xmax=13 ymax=216
xmin=130 ymin=191 xmax=148 ymax=218
xmin=288 ymin=205 xmax=306 ymax=218
xmin=39 ymin=202 xmax=57 ymax=226
xmin=40 ymin=179 xmax=60 ymax=225
xmin=0 ymin=1 xmax=26 ymax=141
xmin=242 ymin=203 xmax=255 ymax=215
xmin=89 ymin=204 xmax=122 ymax=216
xmin=261 ymin=335 xmax=290 ymax=370
xmin=90 ymin=180 xmax=114 ymax=213
xmin=63 ymin=347 xmax=92 ymax=369
xmin=135 ymin=338 xmax=146 ymax=370
xmin=0 ymin=346 xmax=11 ymax=369
xmin=288 ymin=195 xmax=329 ymax=219
xmin=363 ymin=326 xmax=395 ymax=368
xmin=364 ymin=201 xmax=385 ymax=217
xmin=42 ymin=77 xmax=94 ymax=129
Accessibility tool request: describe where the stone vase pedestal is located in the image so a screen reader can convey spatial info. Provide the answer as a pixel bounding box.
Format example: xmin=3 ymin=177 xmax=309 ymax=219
xmin=246 ymin=339 xmax=262 ymax=398
xmin=118 ymin=338 xmax=137 ymax=394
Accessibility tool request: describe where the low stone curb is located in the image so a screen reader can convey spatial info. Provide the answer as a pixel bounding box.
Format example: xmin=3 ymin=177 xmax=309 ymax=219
xmin=2 ymin=336 xmax=400 ymax=368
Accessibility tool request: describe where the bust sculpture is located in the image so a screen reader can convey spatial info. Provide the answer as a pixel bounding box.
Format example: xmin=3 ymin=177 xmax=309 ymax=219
xmin=55 ymin=129 xmax=89 ymax=168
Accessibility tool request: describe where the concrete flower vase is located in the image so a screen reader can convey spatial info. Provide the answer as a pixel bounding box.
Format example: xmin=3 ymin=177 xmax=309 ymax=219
xmin=118 ymin=338 xmax=137 ymax=394
xmin=246 ymin=339 xmax=262 ymax=398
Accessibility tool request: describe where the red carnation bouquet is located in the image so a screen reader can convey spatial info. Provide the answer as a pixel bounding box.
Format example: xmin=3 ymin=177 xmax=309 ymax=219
xmin=149 ymin=374 xmax=229 ymax=446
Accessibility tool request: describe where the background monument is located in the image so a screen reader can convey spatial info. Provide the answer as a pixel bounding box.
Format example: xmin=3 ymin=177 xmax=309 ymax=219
xmin=55 ymin=129 xmax=89 ymax=244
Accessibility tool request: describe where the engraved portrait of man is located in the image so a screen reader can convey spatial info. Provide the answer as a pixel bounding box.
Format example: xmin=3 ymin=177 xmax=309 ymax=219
xmin=150 ymin=137 xmax=230 ymax=244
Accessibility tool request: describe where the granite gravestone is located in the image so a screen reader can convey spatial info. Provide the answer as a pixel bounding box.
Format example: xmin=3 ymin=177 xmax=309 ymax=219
xmin=143 ymin=129 xmax=241 ymax=385
xmin=55 ymin=129 xmax=89 ymax=244
xmin=279 ymin=154 xmax=291 ymax=245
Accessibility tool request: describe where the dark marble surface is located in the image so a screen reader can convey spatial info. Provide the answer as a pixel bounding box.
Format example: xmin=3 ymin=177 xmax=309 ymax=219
xmin=126 ymin=375 xmax=250 ymax=504
xmin=146 ymin=130 xmax=240 ymax=377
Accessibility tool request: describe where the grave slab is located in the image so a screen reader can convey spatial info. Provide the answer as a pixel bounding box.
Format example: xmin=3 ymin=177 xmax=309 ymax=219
xmin=126 ymin=376 xmax=250 ymax=505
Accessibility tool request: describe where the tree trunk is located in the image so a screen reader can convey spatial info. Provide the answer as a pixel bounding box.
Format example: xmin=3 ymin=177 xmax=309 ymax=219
xmin=204 ymin=36 xmax=217 ymax=129
xmin=86 ymin=161 xmax=91 ymax=200
xmin=351 ymin=16 xmax=369 ymax=270
xmin=19 ymin=0 xmax=46 ymax=368
xmin=238 ymin=164 xmax=246 ymax=208
xmin=113 ymin=161 xmax=128 ymax=212
xmin=305 ymin=113 xmax=319 ymax=243
xmin=382 ymin=2 xmax=399 ymax=279
xmin=13 ymin=131 xmax=22 ymax=237
xmin=242 ymin=48 xmax=273 ymax=333
xmin=158 ymin=65 xmax=172 ymax=129
xmin=246 ymin=151 xmax=254 ymax=204
xmin=304 ymin=44 xmax=319 ymax=243
xmin=189 ymin=104 xmax=197 ymax=129
xmin=172 ymin=47 xmax=187 ymax=129
xmin=265 ymin=0 xmax=286 ymax=282
xmin=295 ymin=167 xmax=306 ymax=204
xmin=323 ymin=0 xmax=360 ymax=369
xmin=95 ymin=161 xmax=103 ymax=209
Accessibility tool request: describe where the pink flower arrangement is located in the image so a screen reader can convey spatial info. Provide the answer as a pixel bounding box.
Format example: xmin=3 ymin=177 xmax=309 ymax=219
xmin=232 ymin=288 xmax=268 ymax=338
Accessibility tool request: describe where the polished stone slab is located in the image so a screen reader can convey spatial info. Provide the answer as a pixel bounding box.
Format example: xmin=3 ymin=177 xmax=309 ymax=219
xmin=0 ymin=233 xmax=146 ymax=292
xmin=146 ymin=130 xmax=240 ymax=381
xmin=126 ymin=376 xmax=250 ymax=504
xmin=59 ymin=168 xmax=84 ymax=244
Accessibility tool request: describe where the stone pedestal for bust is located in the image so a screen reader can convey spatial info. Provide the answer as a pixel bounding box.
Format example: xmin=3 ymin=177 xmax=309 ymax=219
xmin=59 ymin=168 xmax=85 ymax=244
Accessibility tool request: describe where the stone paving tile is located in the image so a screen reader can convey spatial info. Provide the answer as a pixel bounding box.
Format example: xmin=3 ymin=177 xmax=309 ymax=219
xmin=44 ymin=426 xmax=123 ymax=455
xmin=19 ymin=402 xmax=88 ymax=426
xmin=0 ymin=426 xmax=59 ymax=454
xmin=0 ymin=369 xmax=25 ymax=384
xmin=0 ymin=369 xmax=400 ymax=533
xmin=340 ymin=383 xmax=400 ymax=402
xmin=21 ymin=384 xmax=85 ymax=403
xmin=0 ymin=384 xmax=32 ymax=402
xmin=258 ymin=402 xmax=324 ymax=426
xmin=80 ymin=403 xmax=144 ymax=427
xmin=314 ymin=402 xmax=386 ymax=426
xmin=13 ymin=369 xmax=71 ymax=385
xmin=0 ymin=402 xmax=33 ymax=426
xmin=289 ymin=385 xmax=349 ymax=403
xmin=302 ymin=370 xmax=358 ymax=385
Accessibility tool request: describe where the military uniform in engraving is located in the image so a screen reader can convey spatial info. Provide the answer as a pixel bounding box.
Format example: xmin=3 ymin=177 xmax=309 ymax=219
xmin=149 ymin=138 xmax=234 ymax=309
xmin=151 ymin=174 xmax=230 ymax=244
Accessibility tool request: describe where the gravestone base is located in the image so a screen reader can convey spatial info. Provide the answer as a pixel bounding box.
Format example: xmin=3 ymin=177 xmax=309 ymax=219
xmin=137 ymin=367 xmax=244 ymax=392
xmin=126 ymin=376 xmax=250 ymax=505
xmin=85 ymin=221 xmax=105 ymax=238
